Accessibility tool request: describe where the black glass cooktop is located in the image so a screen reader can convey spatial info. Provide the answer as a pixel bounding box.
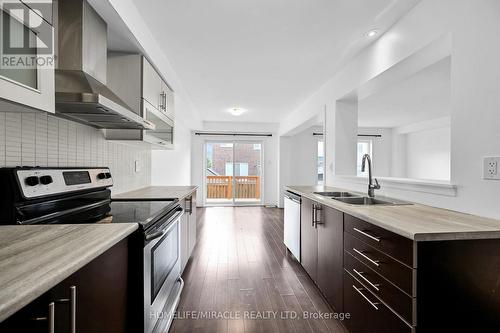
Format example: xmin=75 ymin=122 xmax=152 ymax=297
xmin=103 ymin=199 xmax=179 ymax=229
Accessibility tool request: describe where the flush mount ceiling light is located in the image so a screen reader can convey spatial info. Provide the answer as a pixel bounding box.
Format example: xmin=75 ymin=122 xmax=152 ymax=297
xmin=227 ymin=107 xmax=247 ymax=116
xmin=366 ymin=29 xmax=379 ymax=38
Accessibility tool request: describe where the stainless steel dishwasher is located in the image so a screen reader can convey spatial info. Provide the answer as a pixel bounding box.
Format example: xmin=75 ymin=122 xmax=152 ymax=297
xmin=284 ymin=190 xmax=301 ymax=261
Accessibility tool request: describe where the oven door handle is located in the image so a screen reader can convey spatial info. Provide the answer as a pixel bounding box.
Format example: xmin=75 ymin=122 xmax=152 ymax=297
xmin=145 ymin=229 xmax=166 ymax=241
xmin=144 ymin=208 xmax=183 ymax=242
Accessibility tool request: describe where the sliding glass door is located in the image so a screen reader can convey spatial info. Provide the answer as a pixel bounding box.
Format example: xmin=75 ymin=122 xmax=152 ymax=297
xmin=205 ymin=141 xmax=263 ymax=206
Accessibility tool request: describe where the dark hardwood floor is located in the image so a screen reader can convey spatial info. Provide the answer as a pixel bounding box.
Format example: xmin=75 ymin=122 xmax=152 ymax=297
xmin=171 ymin=207 xmax=348 ymax=333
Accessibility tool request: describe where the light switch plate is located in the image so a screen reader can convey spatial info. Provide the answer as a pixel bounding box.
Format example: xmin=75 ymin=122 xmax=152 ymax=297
xmin=135 ymin=160 xmax=141 ymax=173
xmin=483 ymin=157 xmax=500 ymax=180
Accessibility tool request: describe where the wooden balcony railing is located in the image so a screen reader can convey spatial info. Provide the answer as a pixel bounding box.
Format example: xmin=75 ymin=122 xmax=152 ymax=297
xmin=207 ymin=176 xmax=260 ymax=199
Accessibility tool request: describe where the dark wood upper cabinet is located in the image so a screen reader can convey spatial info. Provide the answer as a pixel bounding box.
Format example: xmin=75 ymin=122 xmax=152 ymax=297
xmin=317 ymin=205 xmax=344 ymax=312
xmin=300 ymin=197 xmax=317 ymax=281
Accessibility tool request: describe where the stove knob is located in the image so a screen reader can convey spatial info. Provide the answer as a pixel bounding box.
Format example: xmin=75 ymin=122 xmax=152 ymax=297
xmin=97 ymin=172 xmax=107 ymax=180
xmin=105 ymin=172 xmax=112 ymax=179
xmin=25 ymin=176 xmax=39 ymax=186
xmin=40 ymin=175 xmax=53 ymax=185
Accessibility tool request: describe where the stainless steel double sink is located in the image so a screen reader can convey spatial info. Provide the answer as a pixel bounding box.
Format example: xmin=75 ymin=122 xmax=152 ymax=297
xmin=313 ymin=191 xmax=411 ymax=206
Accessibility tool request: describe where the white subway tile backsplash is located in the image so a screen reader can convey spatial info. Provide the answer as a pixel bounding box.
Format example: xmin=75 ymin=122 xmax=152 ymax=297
xmin=21 ymin=114 xmax=36 ymax=166
xmin=0 ymin=113 xmax=5 ymax=166
xmin=67 ymin=121 xmax=77 ymax=166
xmin=35 ymin=113 xmax=48 ymax=167
xmin=58 ymin=119 xmax=68 ymax=167
xmin=0 ymin=112 xmax=151 ymax=194
xmin=6 ymin=113 xmax=22 ymax=167
xmin=47 ymin=116 xmax=59 ymax=167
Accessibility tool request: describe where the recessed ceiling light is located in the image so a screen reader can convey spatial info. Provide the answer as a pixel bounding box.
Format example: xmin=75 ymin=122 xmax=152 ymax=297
xmin=366 ymin=29 xmax=379 ymax=38
xmin=227 ymin=107 xmax=247 ymax=116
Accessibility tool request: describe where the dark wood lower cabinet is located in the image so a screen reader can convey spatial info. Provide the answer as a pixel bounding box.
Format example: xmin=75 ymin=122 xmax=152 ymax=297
xmin=317 ymin=205 xmax=344 ymax=312
xmin=417 ymin=239 xmax=500 ymax=331
xmin=300 ymin=197 xmax=317 ymax=281
xmin=343 ymin=270 xmax=412 ymax=333
xmin=300 ymin=198 xmax=344 ymax=313
xmin=0 ymin=238 xmax=132 ymax=333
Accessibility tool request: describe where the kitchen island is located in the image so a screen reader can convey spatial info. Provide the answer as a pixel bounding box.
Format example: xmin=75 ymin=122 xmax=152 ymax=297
xmin=286 ymin=185 xmax=500 ymax=332
xmin=287 ymin=185 xmax=500 ymax=241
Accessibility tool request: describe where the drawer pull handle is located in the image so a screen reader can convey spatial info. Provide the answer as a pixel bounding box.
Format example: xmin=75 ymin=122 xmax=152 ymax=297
xmin=70 ymin=286 xmax=76 ymax=333
xmin=48 ymin=302 xmax=55 ymax=333
xmin=353 ymin=228 xmax=381 ymax=242
xmin=353 ymin=268 xmax=380 ymax=291
xmin=353 ymin=248 xmax=380 ymax=267
xmin=353 ymin=285 xmax=380 ymax=310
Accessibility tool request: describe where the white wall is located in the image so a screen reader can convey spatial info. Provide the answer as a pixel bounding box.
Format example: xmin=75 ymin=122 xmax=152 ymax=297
xmin=287 ymin=126 xmax=321 ymax=186
xmin=191 ymin=121 xmax=280 ymax=206
xmin=280 ymin=0 xmax=500 ymax=219
xmin=391 ymin=132 xmax=407 ymax=178
xmin=358 ymin=127 xmax=393 ymax=177
xmin=405 ymin=126 xmax=451 ymax=180
xmin=0 ymin=113 xmax=151 ymax=194
xmin=151 ymin=121 xmax=191 ymax=185
xmin=359 ymin=126 xmax=450 ymax=180
xmin=151 ymin=95 xmax=193 ymax=186
xmin=279 ymin=126 xmax=322 ymax=207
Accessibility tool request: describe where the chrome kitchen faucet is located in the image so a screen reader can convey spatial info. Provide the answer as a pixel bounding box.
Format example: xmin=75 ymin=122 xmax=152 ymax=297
xmin=361 ymin=154 xmax=380 ymax=197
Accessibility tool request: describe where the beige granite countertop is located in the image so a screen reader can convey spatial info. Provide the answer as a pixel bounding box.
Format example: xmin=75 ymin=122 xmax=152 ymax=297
xmin=112 ymin=186 xmax=198 ymax=201
xmin=286 ymin=185 xmax=500 ymax=242
xmin=0 ymin=223 xmax=138 ymax=323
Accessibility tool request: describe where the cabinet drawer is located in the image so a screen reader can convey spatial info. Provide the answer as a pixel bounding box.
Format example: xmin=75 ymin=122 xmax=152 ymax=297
xmin=345 ymin=214 xmax=414 ymax=267
xmin=344 ymin=270 xmax=413 ymax=333
xmin=344 ymin=251 xmax=415 ymax=325
xmin=344 ymin=232 xmax=415 ymax=296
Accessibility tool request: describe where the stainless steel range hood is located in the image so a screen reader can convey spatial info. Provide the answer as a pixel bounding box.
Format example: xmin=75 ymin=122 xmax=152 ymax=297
xmin=55 ymin=0 xmax=154 ymax=130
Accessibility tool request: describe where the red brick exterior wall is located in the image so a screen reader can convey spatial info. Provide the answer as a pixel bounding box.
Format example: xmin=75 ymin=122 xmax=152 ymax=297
xmin=211 ymin=143 xmax=261 ymax=176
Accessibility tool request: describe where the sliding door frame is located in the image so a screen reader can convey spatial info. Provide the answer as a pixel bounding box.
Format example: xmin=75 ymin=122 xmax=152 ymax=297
xmin=203 ymin=139 xmax=264 ymax=207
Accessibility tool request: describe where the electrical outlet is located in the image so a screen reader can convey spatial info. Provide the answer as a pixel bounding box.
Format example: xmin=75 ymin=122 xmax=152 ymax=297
xmin=483 ymin=157 xmax=500 ymax=180
xmin=135 ymin=160 xmax=141 ymax=173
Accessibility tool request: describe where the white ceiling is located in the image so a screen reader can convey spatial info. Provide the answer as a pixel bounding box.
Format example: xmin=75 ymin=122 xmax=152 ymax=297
xmin=131 ymin=0 xmax=420 ymax=123
xmin=358 ymin=57 xmax=451 ymax=128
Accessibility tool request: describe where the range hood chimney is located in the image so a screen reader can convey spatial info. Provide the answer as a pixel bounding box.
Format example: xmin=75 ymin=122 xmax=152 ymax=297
xmin=55 ymin=0 xmax=154 ymax=130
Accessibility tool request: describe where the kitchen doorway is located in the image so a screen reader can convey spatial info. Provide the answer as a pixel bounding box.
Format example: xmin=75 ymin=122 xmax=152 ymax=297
xmin=204 ymin=141 xmax=263 ymax=206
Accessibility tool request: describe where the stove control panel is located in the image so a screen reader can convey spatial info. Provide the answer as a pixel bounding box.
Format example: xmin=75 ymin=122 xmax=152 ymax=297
xmin=17 ymin=168 xmax=113 ymax=199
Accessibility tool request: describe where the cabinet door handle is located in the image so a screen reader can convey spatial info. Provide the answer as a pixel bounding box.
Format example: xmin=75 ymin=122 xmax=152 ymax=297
xmin=159 ymin=92 xmax=165 ymax=110
xmin=185 ymin=197 xmax=193 ymax=214
xmin=353 ymin=268 xmax=380 ymax=291
xmin=70 ymin=286 xmax=76 ymax=333
xmin=47 ymin=302 xmax=55 ymax=333
xmin=314 ymin=205 xmax=323 ymax=227
xmin=353 ymin=227 xmax=381 ymax=242
xmin=53 ymin=286 xmax=77 ymax=333
xmin=29 ymin=302 xmax=55 ymax=333
xmin=311 ymin=205 xmax=316 ymax=227
xmin=352 ymin=248 xmax=380 ymax=267
xmin=352 ymin=285 xmax=380 ymax=310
